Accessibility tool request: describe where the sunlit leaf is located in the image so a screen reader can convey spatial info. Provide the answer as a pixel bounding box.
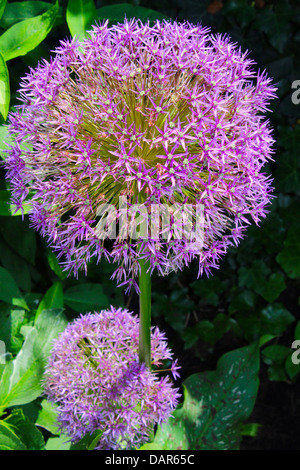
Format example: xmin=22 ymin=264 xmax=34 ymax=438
xmin=0 ymin=0 xmax=58 ymax=61
xmin=66 ymin=0 xmax=97 ymax=39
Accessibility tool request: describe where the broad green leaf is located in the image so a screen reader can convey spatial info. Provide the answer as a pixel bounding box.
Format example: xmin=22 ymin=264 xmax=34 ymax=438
xmin=0 ymin=309 xmax=67 ymax=411
xmin=0 ymin=266 xmax=28 ymax=310
xmin=0 ymin=420 xmax=26 ymax=450
xmin=0 ymin=1 xmax=52 ymax=29
xmin=64 ymin=283 xmax=109 ymax=313
xmin=141 ymin=344 xmax=260 ymax=450
xmin=97 ymin=3 xmax=169 ymax=24
xmin=0 ymin=0 xmax=58 ymax=61
xmin=66 ymin=0 xmax=97 ymax=39
xmin=35 ymin=282 xmax=64 ymax=318
xmin=0 ymin=51 xmax=9 ymax=121
xmin=36 ymin=399 xmax=59 ymax=434
xmin=46 ymin=435 xmax=71 ymax=450
xmin=4 ymin=408 xmax=45 ymax=450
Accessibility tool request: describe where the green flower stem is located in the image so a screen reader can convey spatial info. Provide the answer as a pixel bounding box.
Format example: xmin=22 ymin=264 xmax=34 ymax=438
xmin=138 ymin=258 xmax=152 ymax=369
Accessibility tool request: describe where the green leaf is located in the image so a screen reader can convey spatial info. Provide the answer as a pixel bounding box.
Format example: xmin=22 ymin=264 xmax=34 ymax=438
xmin=238 ymin=259 xmax=271 ymax=294
xmin=228 ymin=289 xmax=256 ymax=314
xmin=236 ymin=303 xmax=294 ymax=343
xmin=0 ymin=304 xmax=27 ymax=355
xmin=97 ymin=3 xmax=169 ymax=24
xmin=258 ymin=273 xmax=286 ymax=303
xmin=0 ymin=51 xmax=9 ymax=121
xmin=142 ymin=343 xmax=260 ymax=450
xmin=45 ymin=434 xmax=71 ymax=450
xmin=0 ymin=1 xmax=52 ymax=29
xmin=47 ymin=248 xmax=67 ymax=280
xmin=260 ymin=304 xmax=294 ymax=336
xmin=276 ymin=226 xmax=300 ymax=279
xmin=262 ymin=344 xmax=291 ymax=382
xmin=183 ymin=320 xmax=215 ymax=348
xmin=36 ymin=399 xmax=59 ymax=434
xmin=0 ymin=0 xmax=58 ymax=61
xmin=262 ymin=344 xmax=291 ymax=363
xmin=5 ymin=408 xmax=45 ymax=450
xmin=35 ymin=282 xmax=64 ymax=319
xmin=0 ymin=266 xmax=28 ymax=310
xmin=70 ymin=429 xmax=103 ymax=450
xmin=191 ymin=276 xmax=226 ymax=306
xmin=64 ymin=283 xmax=109 ymax=313
xmin=0 ymin=0 xmax=6 ymax=20
xmin=66 ymin=0 xmax=97 ymax=39
xmin=0 ymin=309 xmax=67 ymax=412
xmin=0 ymin=420 xmax=26 ymax=449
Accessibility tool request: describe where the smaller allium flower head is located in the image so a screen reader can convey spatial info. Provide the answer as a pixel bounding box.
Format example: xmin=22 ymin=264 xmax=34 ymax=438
xmin=4 ymin=19 xmax=277 ymax=291
xmin=43 ymin=306 xmax=180 ymax=450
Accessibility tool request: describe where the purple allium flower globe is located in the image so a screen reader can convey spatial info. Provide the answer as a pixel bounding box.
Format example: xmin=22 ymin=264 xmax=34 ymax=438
xmin=4 ymin=19 xmax=276 ymax=291
xmin=43 ymin=306 xmax=180 ymax=450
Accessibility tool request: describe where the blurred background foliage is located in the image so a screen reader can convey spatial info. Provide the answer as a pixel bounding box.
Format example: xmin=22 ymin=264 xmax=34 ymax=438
xmin=0 ymin=0 xmax=299 ymax=450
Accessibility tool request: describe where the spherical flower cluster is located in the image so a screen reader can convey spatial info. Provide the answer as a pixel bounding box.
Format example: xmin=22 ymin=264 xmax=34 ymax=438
xmin=43 ymin=306 xmax=181 ymax=450
xmin=4 ymin=19 xmax=276 ymax=291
